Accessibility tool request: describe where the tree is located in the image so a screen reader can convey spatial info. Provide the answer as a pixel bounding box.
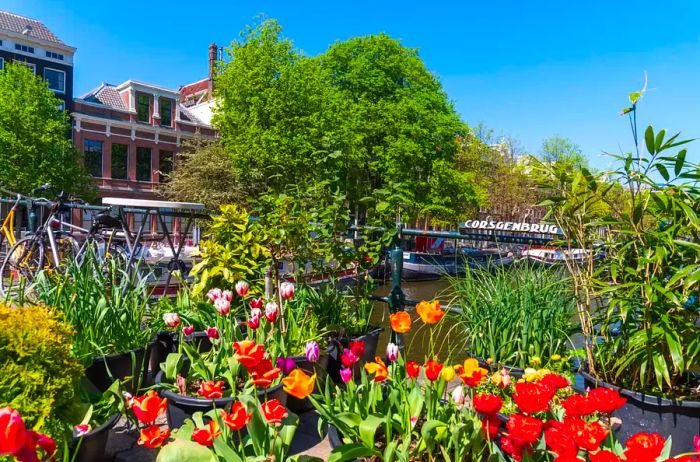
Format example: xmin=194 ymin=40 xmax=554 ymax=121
xmin=213 ymin=20 xmax=351 ymax=200
xmin=319 ymin=34 xmax=472 ymax=224
xmin=0 ymin=63 xmax=91 ymax=196
xmin=161 ymin=140 xmax=245 ymax=210
xmin=540 ymin=135 xmax=587 ymax=167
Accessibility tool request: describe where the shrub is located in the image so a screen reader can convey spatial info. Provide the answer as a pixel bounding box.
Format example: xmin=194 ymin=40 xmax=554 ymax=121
xmin=0 ymin=303 xmax=83 ymax=439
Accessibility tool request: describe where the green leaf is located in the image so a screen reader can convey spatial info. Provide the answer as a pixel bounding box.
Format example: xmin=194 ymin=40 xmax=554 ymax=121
xmin=156 ymin=439 xmax=218 ymax=462
xmin=645 ymin=126 xmax=655 ymax=155
xmin=656 ymin=164 xmax=669 ymax=181
xmin=328 ymin=443 xmax=380 ymax=462
xmin=674 ymin=149 xmax=687 ymax=176
xmin=358 ymin=415 xmax=383 ymax=448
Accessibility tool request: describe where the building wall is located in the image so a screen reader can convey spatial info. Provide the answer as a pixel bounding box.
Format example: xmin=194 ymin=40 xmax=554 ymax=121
xmin=0 ymin=49 xmax=73 ymax=110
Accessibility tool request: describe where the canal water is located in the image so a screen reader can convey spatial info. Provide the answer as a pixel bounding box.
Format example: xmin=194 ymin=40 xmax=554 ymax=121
xmin=370 ymin=279 xmax=469 ymax=364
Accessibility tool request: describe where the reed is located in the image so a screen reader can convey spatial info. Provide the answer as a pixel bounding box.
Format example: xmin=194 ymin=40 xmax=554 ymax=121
xmin=449 ymin=262 xmax=577 ymax=369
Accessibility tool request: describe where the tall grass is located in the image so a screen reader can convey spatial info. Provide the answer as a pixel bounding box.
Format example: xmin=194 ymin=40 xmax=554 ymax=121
xmin=35 ymin=245 xmax=153 ymax=361
xmin=449 ymin=262 xmax=577 ymax=368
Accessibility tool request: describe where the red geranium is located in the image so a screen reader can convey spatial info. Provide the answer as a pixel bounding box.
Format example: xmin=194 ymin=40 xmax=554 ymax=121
xmin=539 ymin=373 xmax=570 ymax=390
xmin=506 ymin=414 xmax=543 ymax=443
xmin=566 ymin=418 xmax=608 ymax=451
xmin=561 ymin=394 xmax=596 ymax=418
xmin=588 ymin=387 xmax=627 ymax=414
xmin=349 ymin=340 xmax=365 ymax=358
xmin=481 ymin=415 xmax=500 ymax=440
xmin=197 ymin=380 xmax=225 ymax=399
xmin=544 ymin=424 xmax=578 ymax=458
xmin=500 ymin=434 xmax=529 ymax=461
xmin=473 ymin=393 xmax=503 ymax=415
xmin=624 ymin=432 xmax=665 ymax=461
xmin=406 ymin=361 xmax=420 ymax=379
xmin=512 ymin=382 xmax=555 ymax=414
xmin=424 ymin=360 xmax=443 ymax=382
xmin=589 ymin=450 xmax=622 ymax=462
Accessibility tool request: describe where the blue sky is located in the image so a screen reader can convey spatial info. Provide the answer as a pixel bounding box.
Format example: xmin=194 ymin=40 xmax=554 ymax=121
xmin=7 ymin=0 xmax=700 ymax=169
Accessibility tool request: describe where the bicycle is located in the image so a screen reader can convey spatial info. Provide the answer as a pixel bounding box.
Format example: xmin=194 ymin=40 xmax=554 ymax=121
xmin=0 ymin=184 xmax=81 ymax=298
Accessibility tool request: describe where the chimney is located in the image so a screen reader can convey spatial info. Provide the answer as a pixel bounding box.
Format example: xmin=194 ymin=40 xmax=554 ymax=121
xmin=208 ymin=43 xmax=217 ymax=94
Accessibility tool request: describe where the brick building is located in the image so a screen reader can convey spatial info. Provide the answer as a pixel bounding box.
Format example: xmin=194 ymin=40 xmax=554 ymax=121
xmin=0 ymin=10 xmax=75 ymax=110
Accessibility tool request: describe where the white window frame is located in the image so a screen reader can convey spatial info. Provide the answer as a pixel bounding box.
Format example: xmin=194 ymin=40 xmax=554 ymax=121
xmin=43 ymin=67 xmax=66 ymax=93
xmin=13 ymin=60 xmax=35 ymax=74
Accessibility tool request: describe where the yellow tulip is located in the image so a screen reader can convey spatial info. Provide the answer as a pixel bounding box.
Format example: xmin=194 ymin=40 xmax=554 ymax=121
xmin=441 ymin=366 xmax=456 ymax=382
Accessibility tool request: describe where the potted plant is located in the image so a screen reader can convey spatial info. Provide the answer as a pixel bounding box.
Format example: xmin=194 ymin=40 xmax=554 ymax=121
xmin=539 ymin=87 xmax=700 ymax=454
xmin=35 ymin=246 xmax=154 ymax=393
xmin=449 ymin=263 xmax=578 ymax=376
xmin=155 ymin=287 xmax=287 ymax=428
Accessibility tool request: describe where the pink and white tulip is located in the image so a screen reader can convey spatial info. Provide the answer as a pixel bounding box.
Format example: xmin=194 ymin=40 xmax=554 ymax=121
xmin=265 ymin=301 xmax=279 ymax=322
xmin=162 ymin=313 xmax=180 ymax=328
xmin=235 ymin=281 xmax=249 ymax=297
xmin=214 ymin=298 xmax=231 ymax=316
xmin=279 ymin=282 xmax=295 ymax=300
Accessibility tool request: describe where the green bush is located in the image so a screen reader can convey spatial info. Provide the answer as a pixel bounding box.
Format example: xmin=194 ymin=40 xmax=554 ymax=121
xmin=0 ymin=303 xmax=83 ymax=439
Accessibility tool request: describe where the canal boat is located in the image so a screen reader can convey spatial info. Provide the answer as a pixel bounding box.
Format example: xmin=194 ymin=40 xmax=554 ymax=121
xmin=401 ymin=248 xmax=514 ymax=281
xmin=520 ymin=246 xmax=590 ymax=266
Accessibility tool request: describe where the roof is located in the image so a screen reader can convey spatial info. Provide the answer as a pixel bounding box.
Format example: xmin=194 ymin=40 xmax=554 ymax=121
xmin=179 ymin=78 xmax=210 ymax=105
xmin=0 ymin=10 xmax=63 ymax=45
xmin=81 ymin=83 xmax=127 ymax=110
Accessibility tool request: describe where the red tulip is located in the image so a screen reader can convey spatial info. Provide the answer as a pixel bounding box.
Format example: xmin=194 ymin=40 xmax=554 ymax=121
xmin=473 ymin=393 xmax=503 ymax=415
xmin=192 ymin=420 xmax=221 ymax=446
xmin=250 ymin=359 xmax=281 ymax=388
xmin=233 ymin=340 xmax=265 ymax=369
xmin=197 ymin=380 xmax=225 ymax=399
xmin=221 ymin=403 xmax=251 ymax=431
xmin=349 ymin=340 xmax=365 ymax=358
xmin=0 ymin=407 xmax=26 ymax=456
xmin=138 ymin=425 xmax=170 ymax=448
xmin=131 ymin=391 xmax=167 ymax=424
xmin=406 ymin=361 xmax=420 ymax=379
xmin=206 ymin=327 xmax=219 ymax=340
xmin=261 ymin=399 xmax=288 ymax=425
xmin=424 ymin=360 xmax=443 ymax=382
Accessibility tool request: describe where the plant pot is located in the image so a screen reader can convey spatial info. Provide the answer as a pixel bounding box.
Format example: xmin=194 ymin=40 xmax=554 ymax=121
xmin=86 ymin=343 xmax=154 ymax=393
xmin=581 ymin=370 xmax=700 ymax=455
xmin=155 ymin=370 xmax=287 ymax=428
xmin=71 ymin=413 xmax=120 ymax=462
xmin=326 ymin=326 xmax=383 ymax=384
xmin=150 ymin=330 xmax=178 ymax=376
xmin=285 ymin=354 xmax=330 ymax=414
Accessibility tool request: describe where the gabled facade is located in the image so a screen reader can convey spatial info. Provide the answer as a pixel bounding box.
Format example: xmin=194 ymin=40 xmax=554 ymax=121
xmin=0 ymin=10 xmax=76 ymax=110
xmin=72 ymin=80 xmax=217 ymax=203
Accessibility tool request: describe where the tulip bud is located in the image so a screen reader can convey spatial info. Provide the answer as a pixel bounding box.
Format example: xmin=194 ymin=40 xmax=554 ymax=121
xmin=500 ymin=368 xmax=511 ymax=388
xmin=214 ymin=298 xmax=231 ymax=316
xmin=222 ymin=290 xmax=233 ymax=302
xmin=207 ymin=288 xmax=223 ymax=302
xmin=235 ymin=281 xmax=250 ymax=297
xmin=339 ymin=366 xmax=353 ymax=384
xmin=276 ymin=357 xmax=297 ymax=375
xmin=441 ymin=365 xmax=456 ymax=382
xmin=162 ymin=313 xmax=180 ymax=328
xmin=305 ymin=341 xmax=320 ymax=362
xmin=73 ymin=424 xmax=91 ymax=438
xmin=265 ymin=301 xmax=279 ymax=322
xmin=247 ymin=313 xmax=260 ymax=330
xmin=206 ymin=327 xmax=219 ymax=340
xmin=279 ymin=282 xmax=295 ymax=300
xmin=386 ymin=342 xmax=399 ymax=362
xmin=452 ymin=386 xmax=465 ymax=405
xmin=250 ymin=298 xmax=263 ymax=309
xmin=183 ymin=325 xmax=195 ymax=336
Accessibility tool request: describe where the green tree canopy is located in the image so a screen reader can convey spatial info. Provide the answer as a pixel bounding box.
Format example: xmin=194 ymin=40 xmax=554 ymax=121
xmin=0 ymin=63 xmax=92 ymax=196
xmin=539 ymin=135 xmax=587 ymax=168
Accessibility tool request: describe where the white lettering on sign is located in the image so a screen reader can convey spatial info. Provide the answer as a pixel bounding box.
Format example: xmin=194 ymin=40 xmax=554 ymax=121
xmin=460 ymin=220 xmax=561 ymax=235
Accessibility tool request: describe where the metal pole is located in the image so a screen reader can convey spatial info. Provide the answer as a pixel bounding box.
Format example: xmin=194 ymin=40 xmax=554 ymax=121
xmin=388 ymin=226 xmax=406 ymax=350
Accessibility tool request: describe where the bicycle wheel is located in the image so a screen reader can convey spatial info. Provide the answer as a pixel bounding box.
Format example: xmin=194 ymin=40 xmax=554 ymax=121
xmin=43 ymin=232 xmax=80 ymax=274
xmin=0 ymin=237 xmax=45 ymax=299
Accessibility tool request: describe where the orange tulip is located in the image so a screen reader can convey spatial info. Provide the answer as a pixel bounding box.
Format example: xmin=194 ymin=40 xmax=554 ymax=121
xmin=131 ymin=391 xmax=167 ymax=425
xmin=364 ymin=356 xmax=389 ymax=382
xmin=389 ymin=311 xmax=412 ymax=333
xmin=282 ymin=369 xmax=317 ymax=399
xmin=137 ymin=425 xmax=170 ymax=448
xmin=416 ymin=300 xmax=445 ymax=324
xmin=232 ymin=340 xmax=265 ymax=369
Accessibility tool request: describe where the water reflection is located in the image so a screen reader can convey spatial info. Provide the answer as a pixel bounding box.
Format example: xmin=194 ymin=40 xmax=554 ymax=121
xmin=370 ymin=279 xmax=468 ymax=363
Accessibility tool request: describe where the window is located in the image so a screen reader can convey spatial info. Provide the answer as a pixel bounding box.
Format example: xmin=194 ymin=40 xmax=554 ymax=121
xmin=137 ymin=94 xmax=150 ymax=123
xmin=159 ymin=151 xmax=174 ymax=182
xmin=84 ymin=139 xmax=103 ymax=177
xmin=159 ymin=99 xmax=172 ymax=127
xmin=43 ymin=68 xmax=65 ymax=92
xmin=45 ymin=51 xmax=64 ymax=61
xmin=57 ymin=101 xmax=65 ymax=112
xmin=136 ymin=147 xmax=152 ymax=181
xmin=13 ymin=61 xmax=35 ymax=74
xmin=14 ymin=43 xmax=34 ymax=53
xmin=111 ymin=143 xmax=129 ymax=180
